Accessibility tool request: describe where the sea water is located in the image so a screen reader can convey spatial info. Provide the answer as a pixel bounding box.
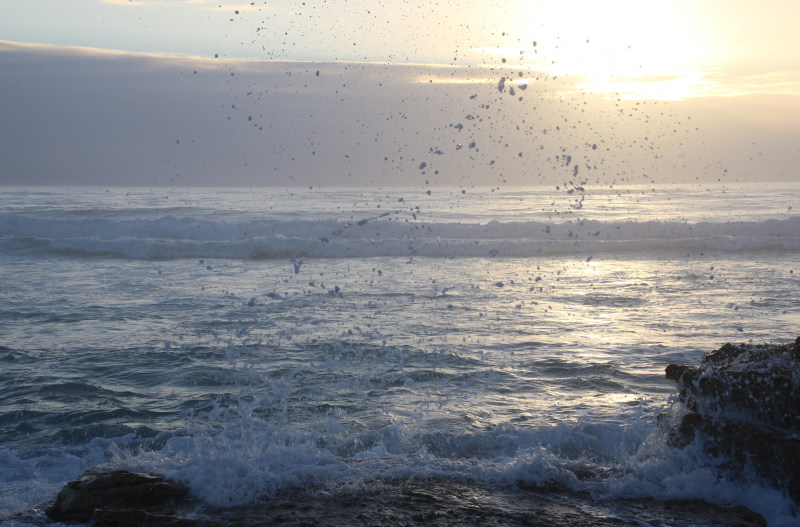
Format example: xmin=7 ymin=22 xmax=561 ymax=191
xmin=0 ymin=184 xmax=798 ymax=525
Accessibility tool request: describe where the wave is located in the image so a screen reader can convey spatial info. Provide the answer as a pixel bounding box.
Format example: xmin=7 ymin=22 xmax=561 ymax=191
xmin=1 ymin=213 xmax=799 ymax=259
xmin=17 ymin=415 xmax=789 ymax=525
xmin=4 ymin=422 xmax=796 ymax=525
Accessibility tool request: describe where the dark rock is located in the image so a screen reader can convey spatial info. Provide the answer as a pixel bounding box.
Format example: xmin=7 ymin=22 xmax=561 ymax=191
xmin=664 ymin=363 xmax=689 ymax=381
xmin=35 ymin=472 xmax=767 ymax=526
xmin=45 ymin=469 xmax=193 ymax=524
xmin=664 ymin=337 xmax=800 ymax=505
xmin=205 ymin=478 xmax=768 ymax=527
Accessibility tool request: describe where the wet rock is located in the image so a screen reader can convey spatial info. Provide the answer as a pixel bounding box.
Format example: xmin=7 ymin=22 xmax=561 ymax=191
xmin=215 ymin=479 xmax=766 ymax=526
xmin=45 ymin=469 xmax=195 ymax=525
xmin=665 ymin=337 xmax=800 ymax=504
xmin=35 ymin=473 xmax=767 ymax=526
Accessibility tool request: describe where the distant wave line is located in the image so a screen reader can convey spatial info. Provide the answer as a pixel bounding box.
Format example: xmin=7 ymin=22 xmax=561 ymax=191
xmin=2 ymin=214 xmax=798 ymax=259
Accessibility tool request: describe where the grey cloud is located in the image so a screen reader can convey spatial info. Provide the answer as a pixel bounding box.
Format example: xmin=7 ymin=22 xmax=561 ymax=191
xmin=1 ymin=41 xmax=796 ymax=187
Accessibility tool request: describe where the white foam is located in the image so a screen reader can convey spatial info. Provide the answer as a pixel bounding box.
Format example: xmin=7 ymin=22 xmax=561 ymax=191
xmin=43 ymin=412 xmax=785 ymax=526
xmin=0 ymin=447 xmax=92 ymax=512
xmin=2 ymin=213 xmax=799 ymax=260
xmin=2 ymin=407 xmax=796 ymax=525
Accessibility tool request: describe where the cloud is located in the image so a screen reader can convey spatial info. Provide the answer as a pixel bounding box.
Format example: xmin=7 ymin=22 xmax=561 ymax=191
xmin=1 ymin=40 xmax=796 ymax=187
xmin=99 ymin=0 xmax=164 ymax=6
xmin=701 ymin=70 xmax=800 ymax=98
xmin=0 ymin=41 xmax=521 ymax=187
xmin=99 ymin=0 xmax=284 ymax=12
xmin=0 ymin=39 xmax=206 ymax=64
xmin=99 ymin=0 xmax=215 ymax=5
xmin=472 ymin=46 xmax=800 ymax=100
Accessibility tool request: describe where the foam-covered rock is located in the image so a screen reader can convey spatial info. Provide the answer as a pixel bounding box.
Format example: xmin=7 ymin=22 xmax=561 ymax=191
xmin=665 ymin=337 xmax=800 ymax=504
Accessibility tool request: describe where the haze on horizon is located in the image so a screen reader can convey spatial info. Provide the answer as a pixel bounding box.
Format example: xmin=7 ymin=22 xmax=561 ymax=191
xmin=1 ymin=0 xmax=798 ymax=187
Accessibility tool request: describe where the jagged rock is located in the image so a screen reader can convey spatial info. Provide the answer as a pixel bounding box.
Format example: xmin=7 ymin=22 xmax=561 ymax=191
xmin=45 ymin=469 xmax=193 ymax=524
xmin=665 ymin=337 xmax=800 ymax=505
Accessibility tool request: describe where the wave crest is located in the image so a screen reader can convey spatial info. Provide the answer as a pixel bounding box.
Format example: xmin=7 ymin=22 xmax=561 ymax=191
xmin=2 ymin=214 xmax=799 ymax=259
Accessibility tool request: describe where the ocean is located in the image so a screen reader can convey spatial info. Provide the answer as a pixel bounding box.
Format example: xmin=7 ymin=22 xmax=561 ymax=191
xmin=0 ymin=183 xmax=798 ymax=525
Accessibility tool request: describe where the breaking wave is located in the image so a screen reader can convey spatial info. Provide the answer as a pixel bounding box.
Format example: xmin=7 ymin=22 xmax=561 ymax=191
xmin=2 ymin=213 xmax=799 ymax=259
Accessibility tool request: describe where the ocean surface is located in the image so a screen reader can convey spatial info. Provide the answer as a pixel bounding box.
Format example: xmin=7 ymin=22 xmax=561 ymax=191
xmin=0 ymin=184 xmax=798 ymax=525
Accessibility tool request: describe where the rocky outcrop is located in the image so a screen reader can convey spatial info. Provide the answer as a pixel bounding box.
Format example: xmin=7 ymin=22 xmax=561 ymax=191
xmin=35 ymin=471 xmax=768 ymax=526
xmin=37 ymin=474 xmax=766 ymax=526
xmin=44 ymin=469 xmax=198 ymax=526
xmin=664 ymin=337 xmax=800 ymax=504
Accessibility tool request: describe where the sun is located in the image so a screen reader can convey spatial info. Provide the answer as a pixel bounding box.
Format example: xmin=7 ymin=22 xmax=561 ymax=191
xmin=475 ymin=0 xmax=719 ymax=100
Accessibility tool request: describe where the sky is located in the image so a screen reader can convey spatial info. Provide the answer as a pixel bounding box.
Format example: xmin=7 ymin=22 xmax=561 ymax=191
xmin=1 ymin=0 xmax=798 ymax=187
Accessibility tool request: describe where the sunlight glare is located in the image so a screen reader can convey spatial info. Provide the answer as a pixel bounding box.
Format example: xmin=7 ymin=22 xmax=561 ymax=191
xmin=481 ymin=0 xmax=718 ymax=100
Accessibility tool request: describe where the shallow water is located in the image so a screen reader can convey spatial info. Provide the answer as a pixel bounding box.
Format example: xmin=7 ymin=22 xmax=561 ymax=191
xmin=0 ymin=184 xmax=798 ymax=525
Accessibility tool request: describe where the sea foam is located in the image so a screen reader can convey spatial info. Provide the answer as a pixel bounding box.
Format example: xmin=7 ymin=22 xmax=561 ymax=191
xmin=2 ymin=213 xmax=799 ymax=260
